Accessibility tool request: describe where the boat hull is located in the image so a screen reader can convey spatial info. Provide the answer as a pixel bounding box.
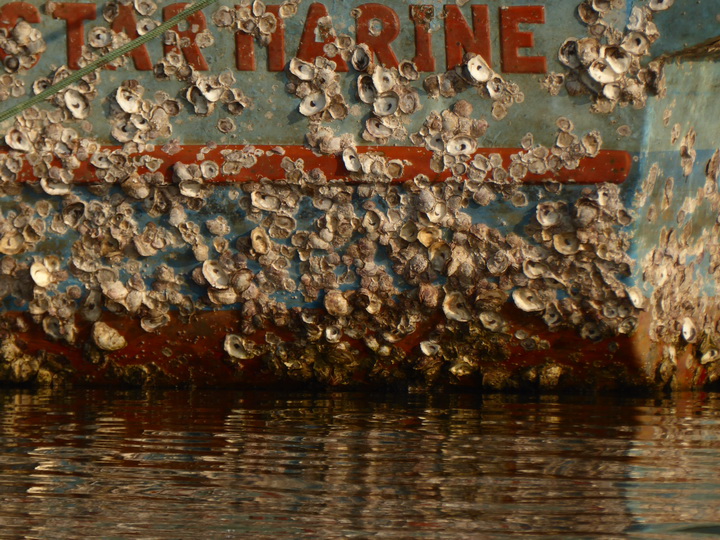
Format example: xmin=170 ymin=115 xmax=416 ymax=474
xmin=0 ymin=0 xmax=719 ymax=389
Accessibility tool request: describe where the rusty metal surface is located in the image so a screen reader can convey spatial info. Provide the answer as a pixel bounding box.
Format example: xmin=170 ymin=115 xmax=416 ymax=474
xmin=0 ymin=0 xmax=719 ymax=390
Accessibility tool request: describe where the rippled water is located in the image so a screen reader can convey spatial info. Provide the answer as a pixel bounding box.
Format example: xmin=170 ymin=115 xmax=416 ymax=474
xmin=0 ymin=389 xmax=719 ymax=538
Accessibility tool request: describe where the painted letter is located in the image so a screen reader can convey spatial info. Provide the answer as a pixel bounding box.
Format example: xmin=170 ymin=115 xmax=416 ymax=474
xmin=111 ymin=4 xmax=153 ymax=70
xmin=236 ymin=5 xmax=285 ymax=71
xmin=296 ymin=3 xmax=348 ymax=71
xmin=500 ymin=6 xmax=546 ymax=73
xmin=410 ymin=5 xmax=435 ymax=72
xmin=51 ymin=3 xmax=96 ymax=70
xmin=163 ymin=3 xmax=209 ymax=71
xmin=355 ymin=3 xmax=400 ymax=68
xmin=443 ymin=5 xmax=491 ymax=71
xmin=0 ymin=2 xmax=41 ymax=65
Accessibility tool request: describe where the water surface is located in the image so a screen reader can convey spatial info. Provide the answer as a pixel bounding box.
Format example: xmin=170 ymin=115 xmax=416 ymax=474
xmin=0 ymin=388 xmax=719 ymax=538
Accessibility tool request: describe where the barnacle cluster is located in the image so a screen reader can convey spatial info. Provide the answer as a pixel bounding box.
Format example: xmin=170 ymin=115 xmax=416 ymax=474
xmin=77 ymin=0 xmax=161 ymax=70
xmin=86 ymin=26 xmax=132 ymax=69
xmin=411 ymin=100 xmax=487 ymax=169
xmin=153 ymin=48 xmax=251 ymax=121
xmin=425 ymin=53 xmax=524 ymax=121
xmin=0 ymin=20 xmax=46 ymax=77
xmin=202 ymin=172 xmax=642 ymax=385
xmin=0 ymin=99 xmax=644 ymax=385
xmin=285 ymin=55 xmax=353 ymax=156
xmin=350 ymin=46 xmax=422 ymax=143
xmin=212 ymin=0 xmax=296 ymax=46
xmin=288 ymin=56 xmax=348 ymax=121
xmin=638 ymin=149 xmax=720 ymax=383
xmin=546 ymin=0 xmax=673 ymax=112
xmin=411 ymin=110 xmax=603 ymax=207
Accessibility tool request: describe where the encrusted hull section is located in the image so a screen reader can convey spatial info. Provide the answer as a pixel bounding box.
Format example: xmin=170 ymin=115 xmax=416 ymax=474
xmin=0 ymin=0 xmax=719 ymax=390
xmin=0 ymin=309 xmax=715 ymax=390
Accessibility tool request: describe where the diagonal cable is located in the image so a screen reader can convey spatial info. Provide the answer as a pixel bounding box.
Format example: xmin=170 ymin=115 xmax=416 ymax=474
xmin=0 ymin=0 xmax=219 ymax=125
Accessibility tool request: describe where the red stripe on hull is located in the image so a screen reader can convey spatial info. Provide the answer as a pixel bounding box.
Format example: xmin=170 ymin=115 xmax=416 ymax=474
xmin=7 ymin=145 xmax=633 ymax=185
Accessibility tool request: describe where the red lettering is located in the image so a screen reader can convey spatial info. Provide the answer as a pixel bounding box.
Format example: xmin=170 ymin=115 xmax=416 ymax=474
xmin=51 ymin=3 xmax=96 ymax=70
xmin=0 ymin=2 xmax=40 ymax=29
xmin=500 ymin=6 xmax=546 ymax=73
xmin=236 ymin=5 xmax=285 ymax=71
xmin=443 ymin=5 xmax=491 ymax=71
xmin=355 ymin=3 xmax=400 ymax=69
xmin=0 ymin=2 xmax=41 ymax=65
xmin=296 ymin=3 xmax=348 ymax=71
xmin=163 ymin=3 xmax=209 ymax=71
xmin=235 ymin=33 xmax=253 ymax=71
xmin=111 ymin=4 xmax=152 ymax=70
xmin=410 ymin=5 xmax=435 ymax=72
xmin=235 ymin=33 xmax=254 ymax=71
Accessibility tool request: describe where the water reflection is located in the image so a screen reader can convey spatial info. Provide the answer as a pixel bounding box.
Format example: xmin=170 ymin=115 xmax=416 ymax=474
xmin=0 ymin=389 xmax=718 ymax=537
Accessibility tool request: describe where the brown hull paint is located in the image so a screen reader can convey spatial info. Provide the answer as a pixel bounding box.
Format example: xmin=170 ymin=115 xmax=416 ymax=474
xmin=1 ymin=309 xmax=708 ymax=391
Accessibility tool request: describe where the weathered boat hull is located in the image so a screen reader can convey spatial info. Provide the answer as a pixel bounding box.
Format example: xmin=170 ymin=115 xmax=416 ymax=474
xmin=0 ymin=0 xmax=719 ymax=390
xmin=2 ymin=308 xmax=701 ymax=391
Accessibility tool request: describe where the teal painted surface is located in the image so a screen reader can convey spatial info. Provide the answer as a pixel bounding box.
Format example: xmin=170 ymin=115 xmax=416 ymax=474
xmin=4 ymin=0 xmax=716 ymax=151
xmin=631 ymin=60 xmax=720 ymax=297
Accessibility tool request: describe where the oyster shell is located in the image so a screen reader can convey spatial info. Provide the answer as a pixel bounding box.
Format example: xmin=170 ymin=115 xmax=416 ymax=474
xmin=426 ymin=201 xmax=447 ymax=224
xmin=553 ymin=232 xmax=580 ymax=255
xmin=536 ymin=202 xmax=562 ymax=227
xmin=0 ymin=233 xmax=23 ymax=255
xmin=324 ymin=290 xmax=351 ymax=316
xmin=351 ymin=44 xmax=372 ymax=71
xmin=649 ymin=0 xmax=673 ymax=11
xmin=250 ymin=227 xmax=271 ymax=254
xmin=299 ymin=91 xmax=327 ymax=116
xmin=682 ymin=317 xmax=697 ymax=343
xmin=92 ymin=322 xmax=127 ymax=351
xmin=325 ymin=326 xmax=342 ymax=343
xmin=558 ymin=38 xmax=580 ymax=69
xmin=208 ymin=287 xmax=238 ymax=305
xmin=64 ymin=88 xmax=90 ymax=119
xmin=398 ymin=89 xmax=420 ymax=114
xmin=373 ymin=92 xmax=399 ymax=117
xmin=342 ymin=147 xmax=361 ymax=172
xmin=446 ymin=136 xmax=476 ymax=156
xmin=603 ymin=46 xmax=632 ymax=74
xmin=116 ymin=86 xmax=142 ymax=113
xmin=30 ymin=261 xmax=52 ymax=288
xmin=588 ymin=59 xmax=621 ymax=84
xmin=442 ymin=291 xmax=472 ymax=322
xmin=141 ymin=312 xmax=170 ymax=332
xmin=622 ymin=32 xmax=649 ymax=56
xmin=289 ymin=57 xmax=316 ymax=80
xmin=365 ymin=117 xmax=393 ymax=139
xmin=5 ymin=128 xmax=33 ymax=152
xmin=512 ymin=288 xmax=545 ymax=312
xmin=89 ymin=26 xmax=113 ymax=48
xmin=372 ymin=66 xmax=396 ymax=93
xmin=479 ymin=311 xmax=504 ymax=332
xmin=701 ymin=349 xmax=720 ymax=365
xmin=224 ymin=334 xmax=259 ymax=359
xmin=466 ymin=54 xmax=493 ymax=83
xmin=357 ymin=74 xmax=376 ymax=104
xmin=250 ymin=191 xmax=281 ymax=212
xmin=399 ymin=60 xmax=419 ymax=81
xmin=202 ymin=260 xmax=230 ymax=289
xmin=523 ymin=260 xmax=549 ymax=280
xmin=627 ymin=287 xmax=645 ymax=309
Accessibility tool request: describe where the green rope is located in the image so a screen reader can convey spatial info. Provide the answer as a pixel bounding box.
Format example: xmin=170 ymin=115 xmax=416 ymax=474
xmin=0 ymin=0 xmax=219 ymax=125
